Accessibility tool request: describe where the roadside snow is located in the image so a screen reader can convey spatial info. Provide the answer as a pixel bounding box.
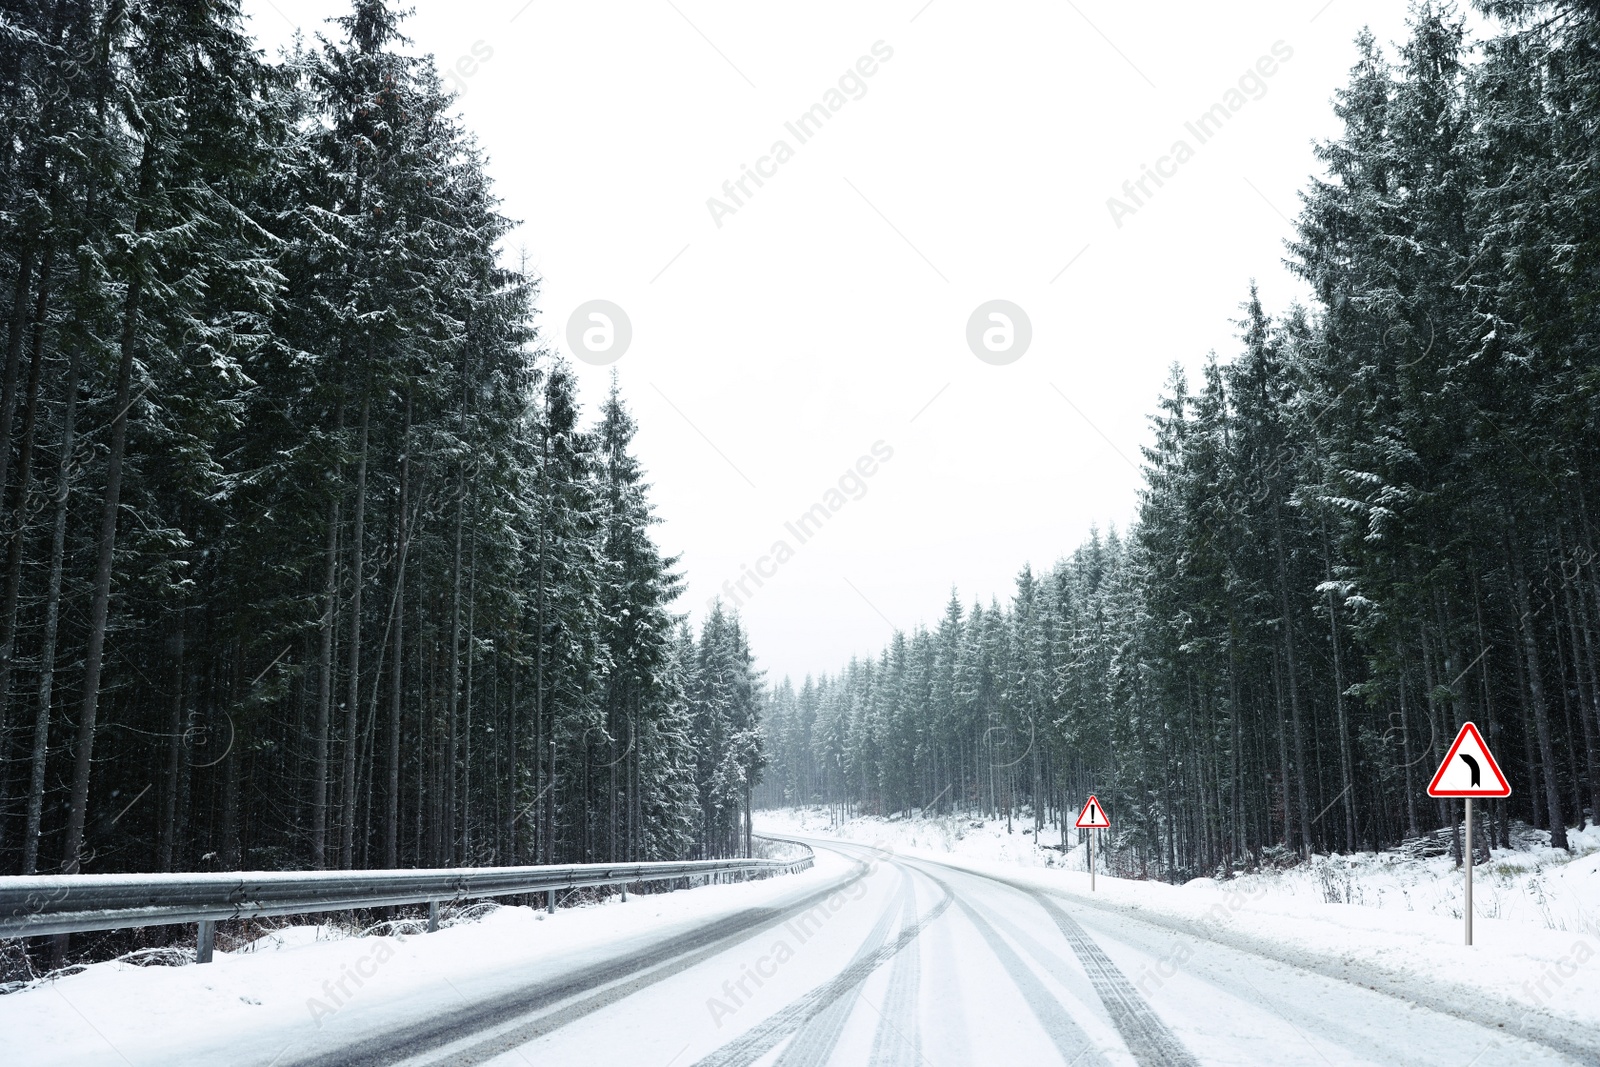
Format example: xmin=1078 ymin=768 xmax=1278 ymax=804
xmin=757 ymin=808 xmax=1600 ymax=1038
xmin=0 ymin=852 xmax=848 ymax=1067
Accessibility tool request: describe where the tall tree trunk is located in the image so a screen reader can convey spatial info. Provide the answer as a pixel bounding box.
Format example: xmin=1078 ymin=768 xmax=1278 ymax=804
xmin=0 ymin=254 xmax=51 ymax=766
xmin=312 ymin=404 xmax=345 ymax=869
xmin=1272 ymin=650 xmax=1292 ymax=850
xmin=1321 ymin=526 xmax=1358 ymax=852
xmin=1394 ymin=642 xmax=1419 ymax=839
xmin=0 ymin=247 xmax=36 ymax=509
xmin=630 ymin=708 xmax=639 ymax=861
xmin=1421 ymin=626 xmax=1453 ymax=830
xmin=1513 ymin=633 xmax=1545 ymax=832
xmin=416 ymin=590 xmax=427 ymax=865
xmin=1573 ymin=560 xmax=1600 ymax=829
xmin=1552 ymin=580 xmax=1586 ymax=826
xmin=1273 ymin=520 xmax=1312 ymax=855
xmin=221 ymin=649 xmax=242 ymax=869
xmin=507 ymin=659 xmax=519 ymax=864
xmin=1512 ymin=550 xmax=1569 ymax=849
xmin=159 ymin=615 xmax=186 ymax=871
xmin=1229 ymin=651 xmax=1245 ymax=858
xmin=608 ymin=694 xmax=618 ymax=863
xmin=341 ymin=396 xmax=370 ymax=869
xmin=447 ymin=468 xmax=464 ymax=864
xmin=535 ymin=421 xmax=549 ymax=864
xmin=1471 ymin=567 xmax=1509 ymax=848
xmin=21 ymin=343 xmax=77 ymax=875
xmin=385 ymin=395 xmax=410 ymax=869
xmin=461 ymin=493 xmax=478 ymax=862
xmin=60 ymin=262 xmax=140 ymax=875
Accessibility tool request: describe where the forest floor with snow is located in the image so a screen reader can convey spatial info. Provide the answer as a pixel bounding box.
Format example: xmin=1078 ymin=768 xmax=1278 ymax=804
xmin=757 ymin=807 xmax=1600 ymax=1035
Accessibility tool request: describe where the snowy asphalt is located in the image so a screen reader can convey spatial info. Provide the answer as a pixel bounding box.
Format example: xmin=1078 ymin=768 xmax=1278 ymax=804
xmin=274 ymin=836 xmax=1585 ymax=1067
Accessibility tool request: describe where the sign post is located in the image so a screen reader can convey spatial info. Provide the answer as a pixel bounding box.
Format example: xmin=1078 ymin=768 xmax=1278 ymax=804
xmin=1075 ymin=794 xmax=1111 ymax=892
xmin=1427 ymin=722 xmax=1511 ymax=946
xmin=1464 ymin=796 xmax=1473 ymax=942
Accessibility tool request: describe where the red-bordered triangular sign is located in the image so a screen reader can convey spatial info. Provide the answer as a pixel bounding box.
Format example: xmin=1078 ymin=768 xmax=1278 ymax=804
xmin=1427 ymin=722 xmax=1511 ymax=798
xmin=1075 ymin=794 xmax=1111 ymax=828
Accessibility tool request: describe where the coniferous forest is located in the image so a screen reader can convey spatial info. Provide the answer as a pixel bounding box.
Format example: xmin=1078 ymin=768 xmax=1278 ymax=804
xmin=0 ymin=0 xmax=765 ymax=888
xmin=758 ymin=3 xmax=1600 ymax=878
xmin=6 ymin=0 xmax=1600 ymax=910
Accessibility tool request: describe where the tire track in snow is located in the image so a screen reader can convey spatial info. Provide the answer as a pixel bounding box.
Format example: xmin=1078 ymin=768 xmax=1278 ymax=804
xmin=919 ymin=870 xmax=974 ymax=1066
xmin=904 ymin=851 xmax=1202 ymax=1066
xmin=865 ymin=879 xmax=923 ymax=1066
xmin=1030 ymin=892 xmax=1200 ymax=1067
xmin=914 ymin=867 xmax=1111 ymax=1067
xmin=1028 ymin=876 xmax=1600 ymax=1065
xmin=893 ymin=845 xmax=1198 ymax=1067
xmin=692 ymin=879 xmax=950 ymax=1067
xmin=772 ymin=874 xmax=906 ymax=1067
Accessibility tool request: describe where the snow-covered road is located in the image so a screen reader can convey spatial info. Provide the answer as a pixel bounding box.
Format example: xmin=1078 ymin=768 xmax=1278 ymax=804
xmin=312 ymin=837 xmax=1587 ymax=1066
xmin=8 ymin=837 xmax=1592 ymax=1065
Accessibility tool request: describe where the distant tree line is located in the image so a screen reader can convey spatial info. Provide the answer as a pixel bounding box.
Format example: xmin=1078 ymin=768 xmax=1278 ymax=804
xmin=757 ymin=2 xmax=1600 ymax=878
xmin=0 ymin=0 xmax=764 ymax=893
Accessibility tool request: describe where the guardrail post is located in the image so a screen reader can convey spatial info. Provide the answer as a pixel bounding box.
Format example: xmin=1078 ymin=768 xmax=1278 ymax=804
xmin=620 ymin=884 xmax=628 ymax=902
xmin=546 ymin=889 xmax=556 ymax=914
xmin=427 ymin=900 xmax=439 ymax=933
xmin=196 ymin=920 xmax=215 ymax=964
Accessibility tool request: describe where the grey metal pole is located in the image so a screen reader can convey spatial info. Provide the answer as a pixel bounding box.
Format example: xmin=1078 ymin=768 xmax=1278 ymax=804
xmin=547 ymin=889 xmax=556 ymax=914
xmin=196 ymin=920 xmax=215 ymax=964
xmin=1089 ymin=830 xmax=1095 ymax=893
xmin=1464 ymin=798 xmax=1473 ymax=946
xmin=427 ymin=900 xmax=439 ymax=933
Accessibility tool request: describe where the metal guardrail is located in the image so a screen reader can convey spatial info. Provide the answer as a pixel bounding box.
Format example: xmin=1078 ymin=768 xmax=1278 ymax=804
xmin=0 ymin=844 xmax=814 ymax=962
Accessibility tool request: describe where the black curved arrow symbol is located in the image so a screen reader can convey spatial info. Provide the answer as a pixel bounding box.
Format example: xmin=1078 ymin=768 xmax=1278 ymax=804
xmin=1459 ymin=753 xmax=1481 ymax=788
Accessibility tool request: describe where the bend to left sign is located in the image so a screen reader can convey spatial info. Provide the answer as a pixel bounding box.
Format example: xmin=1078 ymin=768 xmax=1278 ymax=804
xmin=1427 ymin=722 xmax=1511 ymax=798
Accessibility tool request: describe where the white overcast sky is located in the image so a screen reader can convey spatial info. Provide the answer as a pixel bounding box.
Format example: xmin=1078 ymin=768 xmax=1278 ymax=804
xmin=242 ymin=0 xmax=1437 ymax=685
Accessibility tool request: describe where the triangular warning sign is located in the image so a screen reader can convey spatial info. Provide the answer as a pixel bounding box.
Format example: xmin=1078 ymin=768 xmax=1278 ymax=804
xmin=1427 ymin=722 xmax=1511 ymax=798
xmin=1075 ymin=794 xmax=1111 ymax=828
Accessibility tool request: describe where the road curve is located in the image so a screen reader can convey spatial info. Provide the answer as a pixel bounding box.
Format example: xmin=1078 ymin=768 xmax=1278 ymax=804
xmin=281 ymin=837 xmax=1583 ymax=1067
